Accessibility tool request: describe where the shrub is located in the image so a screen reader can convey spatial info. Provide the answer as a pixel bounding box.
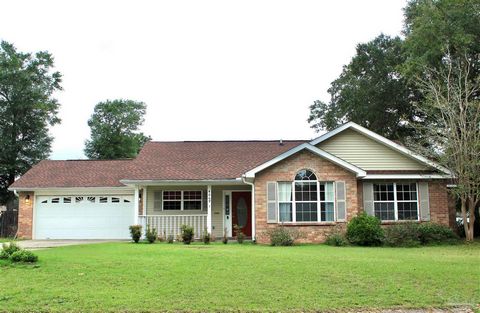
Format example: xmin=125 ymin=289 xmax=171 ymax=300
xmin=266 ymin=226 xmax=301 ymax=246
xmin=167 ymin=234 xmax=174 ymax=244
xmin=180 ymin=224 xmax=194 ymax=244
xmin=222 ymin=228 xmax=228 ymax=244
xmin=384 ymin=223 xmax=421 ymax=247
xmin=346 ymin=213 xmax=384 ymax=246
xmin=146 ymin=226 xmax=157 ymax=244
xmin=157 ymin=231 xmax=166 ymax=242
xmin=418 ymin=222 xmax=458 ymax=245
xmin=202 ymin=229 xmax=211 ymax=244
xmin=129 ymin=225 xmax=142 ymax=243
xmin=325 ymin=231 xmax=348 ymax=247
xmin=234 ymin=225 xmax=245 ymax=244
xmin=0 ymin=250 xmax=10 ymax=260
xmin=2 ymin=242 xmax=21 ymax=256
xmin=10 ymin=250 xmax=38 ymax=263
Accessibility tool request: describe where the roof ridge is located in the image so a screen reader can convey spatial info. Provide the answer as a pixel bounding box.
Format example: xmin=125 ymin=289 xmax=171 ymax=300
xmin=147 ymin=140 xmax=307 ymax=143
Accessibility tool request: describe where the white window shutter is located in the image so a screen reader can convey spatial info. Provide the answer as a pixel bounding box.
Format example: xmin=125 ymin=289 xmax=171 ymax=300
xmin=154 ymin=191 xmax=162 ymax=210
xmin=418 ymin=182 xmax=430 ymax=221
xmin=267 ymin=182 xmax=277 ymax=223
xmin=363 ymin=182 xmax=374 ymax=216
xmin=335 ymin=181 xmax=347 ymax=222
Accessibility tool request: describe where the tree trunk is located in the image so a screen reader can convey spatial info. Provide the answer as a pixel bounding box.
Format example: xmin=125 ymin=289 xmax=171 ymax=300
xmin=467 ymin=198 xmax=477 ymax=241
xmin=461 ymin=198 xmax=470 ymax=240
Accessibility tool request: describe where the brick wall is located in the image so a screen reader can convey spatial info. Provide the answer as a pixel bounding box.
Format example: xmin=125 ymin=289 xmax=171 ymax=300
xmin=254 ymin=150 xmax=359 ymax=244
xmin=17 ymin=192 xmax=34 ymax=239
xmin=428 ymin=180 xmax=452 ymax=227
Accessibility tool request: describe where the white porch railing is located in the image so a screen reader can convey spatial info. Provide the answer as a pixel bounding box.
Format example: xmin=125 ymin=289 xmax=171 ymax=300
xmin=139 ymin=215 xmax=207 ymax=239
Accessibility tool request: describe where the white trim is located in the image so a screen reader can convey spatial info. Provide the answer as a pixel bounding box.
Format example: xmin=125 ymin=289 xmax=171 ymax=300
xmin=207 ymin=185 xmax=212 ymax=234
xmin=120 ymin=179 xmax=244 ymax=186
xmin=222 ymin=191 xmax=233 ymax=237
xmin=309 ymin=122 xmax=452 ymax=175
xmin=142 ymin=187 xmax=147 ymax=217
xmin=363 ymin=174 xmax=450 ymax=180
xmin=134 ymin=186 xmax=140 ymax=225
xmin=243 ymin=143 xmax=366 ymax=178
xmin=32 ymin=192 xmax=37 ymax=240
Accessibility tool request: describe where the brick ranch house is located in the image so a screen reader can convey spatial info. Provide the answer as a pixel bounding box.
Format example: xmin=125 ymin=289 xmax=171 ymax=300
xmin=10 ymin=122 xmax=456 ymax=243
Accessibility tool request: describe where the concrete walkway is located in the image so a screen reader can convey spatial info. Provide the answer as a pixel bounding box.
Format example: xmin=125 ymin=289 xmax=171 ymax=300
xmin=15 ymin=239 xmax=120 ymax=250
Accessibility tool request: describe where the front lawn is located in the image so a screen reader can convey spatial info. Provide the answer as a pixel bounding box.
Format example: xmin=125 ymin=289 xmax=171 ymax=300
xmin=0 ymin=242 xmax=478 ymax=312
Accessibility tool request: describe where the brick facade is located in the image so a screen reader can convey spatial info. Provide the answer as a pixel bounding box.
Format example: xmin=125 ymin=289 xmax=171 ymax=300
xmin=255 ymin=150 xmax=359 ymax=244
xmin=254 ymin=150 xmax=453 ymax=244
xmin=17 ymin=191 xmax=34 ymax=239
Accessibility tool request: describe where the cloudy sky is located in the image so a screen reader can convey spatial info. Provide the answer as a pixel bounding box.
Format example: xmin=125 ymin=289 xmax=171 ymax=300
xmin=1 ymin=0 xmax=406 ymax=159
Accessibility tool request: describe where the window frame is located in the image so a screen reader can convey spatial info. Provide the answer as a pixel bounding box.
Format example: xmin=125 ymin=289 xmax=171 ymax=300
xmin=162 ymin=190 xmax=203 ymax=211
xmin=373 ymin=182 xmax=420 ymax=222
xmin=277 ymin=170 xmax=336 ymax=223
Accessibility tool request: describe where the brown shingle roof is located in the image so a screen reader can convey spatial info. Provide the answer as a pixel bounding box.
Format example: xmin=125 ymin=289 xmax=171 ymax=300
xmin=127 ymin=140 xmax=305 ymax=180
xmin=10 ymin=159 xmax=134 ymax=189
xmin=10 ymin=140 xmax=306 ymax=189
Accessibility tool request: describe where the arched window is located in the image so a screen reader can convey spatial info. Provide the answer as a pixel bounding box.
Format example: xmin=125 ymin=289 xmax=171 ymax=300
xmin=294 ymin=169 xmax=318 ymax=222
xmin=277 ymin=169 xmax=335 ymax=223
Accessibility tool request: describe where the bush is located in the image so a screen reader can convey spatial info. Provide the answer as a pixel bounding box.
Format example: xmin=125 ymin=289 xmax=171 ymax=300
xmin=129 ymin=225 xmax=142 ymax=243
xmin=418 ymin=222 xmax=458 ymax=245
xmin=234 ymin=225 xmax=245 ymax=244
xmin=384 ymin=223 xmax=421 ymax=247
xmin=180 ymin=224 xmax=194 ymax=244
xmin=202 ymin=229 xmax=211 ymax=244
xmin=0 ymin=250 xmax=10 ymax=260
xmin=346 ymin=213 xmax=384 ymax=246
xmin=2 ymin=242 xmax=21 ymax=256
xmin=222 ymin=228 xmax=228 ymax=244
xmin=10 ymin=250 xmax=38 ymax=263
xmin=146 ymin=226 xmax=157 ymax=244
xmin=325 ymin=232 xmax=349 ymax=247
xmin=167 ymin=234 xmax=174 ymax=244
xmin=266 ymin=226 xmax=301 ymax=246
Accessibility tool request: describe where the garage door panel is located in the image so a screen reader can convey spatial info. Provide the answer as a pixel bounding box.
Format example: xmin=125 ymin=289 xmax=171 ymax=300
xmin=35 ymin=195 xmax=134 ymax=239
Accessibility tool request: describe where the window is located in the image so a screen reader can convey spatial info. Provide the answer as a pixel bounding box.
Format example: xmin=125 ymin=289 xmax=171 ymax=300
xmin=277 ymin=170 xmax=336 ymax=223
xmin=163 ymin=191 xmax=181 ymax=210
xmin=278 ymin=182 xmax=292 ymax=222
xmin=162 ymin=191 xmax=203 ymax=210
xmin=63 ymin=197 xmax=71 ymax=204
xmin=183 ymin=191 xmax=202 ymax=210
xmin=111 ymin=197 xmax=120 ymax=203
xmin=99 ymin=197 xmax=108 ymax=203
xmin=373 ymin=183 xmax=418 ymax=221
xmin=320 ymin=182 xmax=335 ymax=221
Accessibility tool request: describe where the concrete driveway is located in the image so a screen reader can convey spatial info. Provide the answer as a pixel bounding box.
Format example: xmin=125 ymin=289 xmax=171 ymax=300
xmin=15 ymin=240 xmax=121 ymax=250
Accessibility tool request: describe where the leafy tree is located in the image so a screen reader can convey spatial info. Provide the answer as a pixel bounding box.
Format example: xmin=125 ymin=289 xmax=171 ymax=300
xmin=84 ymin=99 xmax=150 ymax=159
xmin=0 ymin=41 xmax=61 ymax=206
xmin=308 ymin=35 xmax=421 ymax=140
xmin=403 ymin=0 xmax=480 ymax=83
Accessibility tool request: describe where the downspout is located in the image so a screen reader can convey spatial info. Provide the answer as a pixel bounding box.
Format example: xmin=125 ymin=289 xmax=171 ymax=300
xmin=241 ymin=175 xmax=256 ymax=242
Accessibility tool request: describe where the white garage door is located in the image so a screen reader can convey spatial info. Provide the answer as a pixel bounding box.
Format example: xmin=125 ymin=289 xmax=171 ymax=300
xmin=35 ymin=195 xmax=134 ymax=239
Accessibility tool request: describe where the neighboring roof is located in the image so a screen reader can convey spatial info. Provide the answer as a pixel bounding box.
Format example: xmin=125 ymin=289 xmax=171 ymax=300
xmin=243 ymin=143 xmax=366 ymax=178
xmin=10 ymin=159 xmax=134 ymax=189
xmin=309 ymin=122 xmax=451 ymax=175
xmin=123 ymin=140 xmax=306 ymax=181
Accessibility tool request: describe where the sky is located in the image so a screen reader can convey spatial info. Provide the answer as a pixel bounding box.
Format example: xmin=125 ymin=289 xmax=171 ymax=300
xmin=1 ymin=0 xmax=407 ymax=160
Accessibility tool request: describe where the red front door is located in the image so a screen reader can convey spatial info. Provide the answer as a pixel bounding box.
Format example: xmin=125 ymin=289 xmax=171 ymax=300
xmin=232 ymin=192 xmax=252 ymax=237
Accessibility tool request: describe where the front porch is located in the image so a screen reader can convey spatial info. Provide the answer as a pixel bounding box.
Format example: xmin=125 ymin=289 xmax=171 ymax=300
xmin=132 ymin=183 xmax=253 ymax=239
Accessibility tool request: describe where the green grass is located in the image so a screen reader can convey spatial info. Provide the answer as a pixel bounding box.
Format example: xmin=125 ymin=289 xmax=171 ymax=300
xmin=0 ymin=242 xmax=478 ymax=312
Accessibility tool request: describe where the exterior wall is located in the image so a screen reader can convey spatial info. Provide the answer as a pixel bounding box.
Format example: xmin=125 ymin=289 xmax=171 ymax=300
xmin=254 ymin=150 xmax=359 ymax=244
xmin=317 ymin=129 xmax=429 ymax=170
xmin=145 ymin=184 xmax=251 ymax=238
xmin=428 ymin=180 xmax=452 ymax=227
xmin=17 ymin=192 xmax=34 ymax=239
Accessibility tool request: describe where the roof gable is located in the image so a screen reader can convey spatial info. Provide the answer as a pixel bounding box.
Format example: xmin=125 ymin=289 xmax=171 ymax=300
xmin=310 ymin=122 xmax=451 ymax=174
xmin=243 ymin=143 xmax=366 ymax=178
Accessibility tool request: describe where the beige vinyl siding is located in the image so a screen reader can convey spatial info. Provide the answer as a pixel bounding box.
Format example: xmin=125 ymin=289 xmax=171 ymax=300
xmin=145 ymin=185 xmax=251 ymax=238
xmin=317 ymin=129 xmax=429 ymax=170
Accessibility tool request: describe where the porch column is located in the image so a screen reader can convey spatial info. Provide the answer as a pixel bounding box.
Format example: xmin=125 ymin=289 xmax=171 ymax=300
xmin=134 ymin=185 xmax=140 ymax=225
xmin=207 ymin=185 xmax=212 ymax=233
